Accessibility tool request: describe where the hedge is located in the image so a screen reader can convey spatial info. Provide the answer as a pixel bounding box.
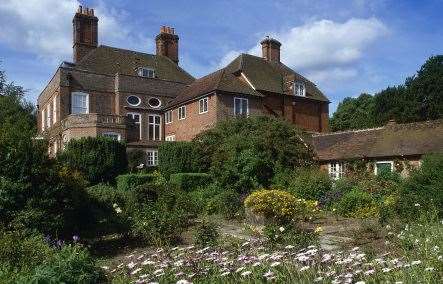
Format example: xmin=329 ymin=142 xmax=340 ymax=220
xmin=169 ymin=173 xmax=212 ymax=192
xmin=116 ymin=173 xmax=156 ymax=191
xmin=57 ymin=137 xmax=127 ymax=184
xmin=158 ymin=141 xmax=203 ymax=178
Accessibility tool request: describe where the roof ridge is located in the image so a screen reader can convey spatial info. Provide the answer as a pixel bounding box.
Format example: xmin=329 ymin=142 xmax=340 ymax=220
xmin=312 ymin=126 xmax=385 ymax=137
xmin=99 ymin=45 xmax=155 ymax=57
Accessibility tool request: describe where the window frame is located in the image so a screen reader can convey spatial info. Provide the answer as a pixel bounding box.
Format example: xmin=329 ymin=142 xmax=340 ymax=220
xmin=328 ymin=161 xmax=345 ymax=180
xmin=102 ymin=132 xmax=121 ymax=141
xmin=137 ymin=67 xmax=155 ymax=78
xmin=148 ymin=114 xmax=162 ymax=141
xmin=148 ymin=97 xmax=162 ymax=109
xmin=374 ymin=161 xmax=394 ymax=175
xmin=46 ymin=104 xmax=51 ymax=128
xmin=234 ymin=97 xmax=249 ymax=116
xmin=127 ymin=112 xmax=142 ymax=140
xmin=52 ymin=96 xmax=57 ymax=124
xmin=165 ymin=110 xmax=173 ymax=124
xmin=294 ymin=81 xmax=306 ymax=97
xmin=41 ymin=108 xmax=46 ymax=131
xmin=71 ymin=92 xmax=89 ymax=114
xmin=127 ymin=95 xmax=141 ymax=107
xmin=165 ymin=135 xmax=176 ymax=141
xmin=178 ymin=106 xmax=186 ymax=120
xmin=146 ymin=149 xmax=159 ymax=167
xmin=199 ymin=97 xmax=208 ymax=114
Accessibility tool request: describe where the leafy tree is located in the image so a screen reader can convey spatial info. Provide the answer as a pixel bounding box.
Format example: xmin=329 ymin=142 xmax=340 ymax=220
xmin=330 ymin=55 xmax=443 ymax=131
xmin=330 ymin=93 xmax=376 ymax=131
xmin=0 ymin=68 xmax=93 ymax=236
xmin=193 ymin=116 xmax=315 ymax=193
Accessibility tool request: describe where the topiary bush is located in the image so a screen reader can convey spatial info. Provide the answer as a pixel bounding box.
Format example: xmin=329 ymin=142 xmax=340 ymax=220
xmin=158 ymin=141 xmax=204 ymax=178
xmin=244 ymin=189 xmax=318 ymax=223
xmin=116 ymin=173 xmax=156 ymax=191
xmin=169 ymin=173 xmax=212 ymax=192
xmin=58 ymin=137 xmax=127 ymax=184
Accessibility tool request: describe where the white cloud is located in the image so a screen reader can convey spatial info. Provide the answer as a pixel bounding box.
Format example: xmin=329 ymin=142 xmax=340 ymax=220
xmin=0 ymin=0 xmax=149 ymax=63
xmin=216 ymin=17 xmax=387 ymax=84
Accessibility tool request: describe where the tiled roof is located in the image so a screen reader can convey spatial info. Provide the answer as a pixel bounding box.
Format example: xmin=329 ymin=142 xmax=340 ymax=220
xmin=75 ymin=45 xmax=194 ymax=84
xmin=168 ymin=68 xmax=263 ymax=106
xmin=168 ymin=53 xmax=328 ymax=108
xmin=312 ymin=120 xmax=443 ymax=161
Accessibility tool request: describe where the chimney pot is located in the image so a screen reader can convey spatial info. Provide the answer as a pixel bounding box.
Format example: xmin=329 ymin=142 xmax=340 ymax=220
xmin=260 ymin=37 xmax=282 ymax=63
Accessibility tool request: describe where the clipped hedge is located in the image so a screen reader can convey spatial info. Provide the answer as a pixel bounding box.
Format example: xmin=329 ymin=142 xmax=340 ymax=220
xmin=169 ymin=173 xmax=211 ymax=192
xmin=158 ymin=141 xmax=203 ymax=178
xmin=116 ymin=173 xmax=155 ymax=191
xmin=57 ymin=137 xmax=127 ymax=184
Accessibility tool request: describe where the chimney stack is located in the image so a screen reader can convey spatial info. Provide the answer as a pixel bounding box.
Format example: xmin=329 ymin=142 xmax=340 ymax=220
xmin=260 ymin=36 xmax=281 ymax=63
xmin=72 ymin=5 xmax=98 ymax=63
xmin=156 ymin=26 xmax=179 ymax=64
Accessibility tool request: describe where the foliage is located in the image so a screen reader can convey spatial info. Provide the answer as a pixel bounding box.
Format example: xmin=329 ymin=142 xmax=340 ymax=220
xmin=263 ymin=223 xmax=318 ymax=248
xmin=194 ymin=116 xmax=315 ymax=194
xmin=334 ymin=188 xmax=378 ymax=218
xmin=396 ymin=153 xmax=443 ymax=218
xmin=116 ymin=173 xmax=156 ymax=191
xmin=330 ymin=55 xmax=443 ymax=131
xmin=244 ymin=189 xmax=317 ymax=223
xmin=169 ymin=173 xmax=212 ymax=192
xmin=127 ymin=149 xmax=146 ymax=172
xmin=158 ymin=141 xmax=204 ymax=178
xmin=58 ymin=136 xmax=128 ymax=184
xmin=0 ymin=230 xmax=103 ymax=284
xmin=285 ymin=168 xmax=332 ymax=201
xmin=329 ymin=93 xmax=377 ymax=131
xmin=193 ymin=220 xmax=219 ymax=246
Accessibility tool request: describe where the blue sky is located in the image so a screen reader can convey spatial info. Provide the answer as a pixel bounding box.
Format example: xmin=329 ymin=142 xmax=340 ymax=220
xmin=0 ymin=0 xmax=442 ymax=113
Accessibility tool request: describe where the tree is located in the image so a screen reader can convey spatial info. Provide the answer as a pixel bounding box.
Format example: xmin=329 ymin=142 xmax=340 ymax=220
xmin=329 ymin=93 xmax=376 ymax=131
xmin=193 ymin=116 xmax=315 ymax=193
xmin=330 ymin=55 xmax=443 ymax=131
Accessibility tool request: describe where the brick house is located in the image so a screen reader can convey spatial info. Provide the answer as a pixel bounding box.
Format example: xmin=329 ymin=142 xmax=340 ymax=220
xmin=311 ymin=120 xmax=443 ymax=179
xmin=37 ymin=6 xmax=329 ymax=166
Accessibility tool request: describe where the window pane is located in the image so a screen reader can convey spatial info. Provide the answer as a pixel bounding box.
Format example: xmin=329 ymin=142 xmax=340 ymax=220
xmin=242 ymin=99 xmax=248 ymax=115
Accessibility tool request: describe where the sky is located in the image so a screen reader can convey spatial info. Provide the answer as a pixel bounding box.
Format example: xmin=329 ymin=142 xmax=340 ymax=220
xmin=0 ymin=0 xmax=442 ymax=114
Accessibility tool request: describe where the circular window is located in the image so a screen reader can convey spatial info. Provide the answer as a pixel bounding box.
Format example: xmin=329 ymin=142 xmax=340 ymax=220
xmin=148 ymin=97 xmax=161 ymax=108
xmin=127 ymin=95 xmax=141 ymax=106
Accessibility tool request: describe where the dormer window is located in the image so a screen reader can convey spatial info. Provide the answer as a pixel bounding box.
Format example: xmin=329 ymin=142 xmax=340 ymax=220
xmin=137 ymin=67 xmax=155 ymax=78
xmin=294 ymin=81 xmax=306 ymax=97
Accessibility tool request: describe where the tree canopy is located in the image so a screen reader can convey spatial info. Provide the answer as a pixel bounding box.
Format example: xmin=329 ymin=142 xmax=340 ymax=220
xmin=330 ymin=55 xmax=443 ymax=131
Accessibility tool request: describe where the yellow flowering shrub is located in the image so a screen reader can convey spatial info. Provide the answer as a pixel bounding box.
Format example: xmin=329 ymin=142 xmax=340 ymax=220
xmin=244 ymin=189 xmax=318 ymax=222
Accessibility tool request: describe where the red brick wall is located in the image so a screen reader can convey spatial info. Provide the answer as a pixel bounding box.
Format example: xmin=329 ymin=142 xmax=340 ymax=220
xmin=165 ymin=94 xmax=218 ymax=141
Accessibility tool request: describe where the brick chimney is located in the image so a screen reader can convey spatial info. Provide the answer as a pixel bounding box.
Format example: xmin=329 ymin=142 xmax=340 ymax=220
xmin=156 ymin=26 xmax=179 ymax=64
xmin=260 ymin=36 xmax=281 ymax=63
xmin=72 ymin=5 xmax=98 ymax=63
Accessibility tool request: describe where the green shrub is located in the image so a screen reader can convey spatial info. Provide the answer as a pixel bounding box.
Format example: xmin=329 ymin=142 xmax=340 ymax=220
xmin=0 ymin=231 xmax=103 ymax=284
xmin=264 ymin=224 xmax=318 ymax=248
xmin=0 ymin=166 xmax=94 ymax=237
xmin=193 ymin=116 xmax=315 ymax=194
xmin=206 ymin=189 xmax=242 ymax=219
xmin=58 ymin=136 xmax=127 ymax=184
xmin=286 ymin=168 xmax=332 ymax=200
xmin=158 ymin=141 xmax=203 ymax=178
xmin=169 ymin=173 xmax=212 ymax=192
xmin=127 ymin=149 xmax=146 ymax=172
xmin=193 ymin=220 xmax=219 ymax=246
xmin=116 ymin=173 xmax=155 ymax=191
xmin=244 ymin=189 xmax=318 ymax=223
xmin=335 ymin=188 xmax=378 ymax=218
xmin=131 ymin=204 xmax=187 ymax=246
xmin=23 ymin=244 xmax=103 ymax=283
xmin=398 ymin=153 xmax=443 ymax=218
